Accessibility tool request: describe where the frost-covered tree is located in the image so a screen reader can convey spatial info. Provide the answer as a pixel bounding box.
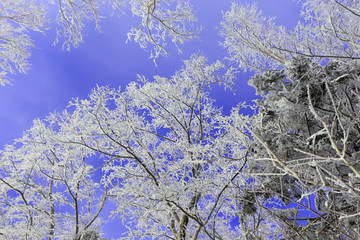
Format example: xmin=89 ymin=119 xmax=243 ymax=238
xmin=240 ymin=57 xmax=360 ymax=239
xmin=0 ymin=119 xmax=108 ymax=239
xmin=219 ymin=1 xmax=360 ymax=239
xmin=46 ymin=55 xmax=281 ymax=239
xmin=0 ymin=55 xmax=285 ymax=239
xmin=220 ymin=1 xmax=360 ymax=72
xmin=125 ymin=0 xmax=199 ymax=60
xmin=0 ymin=0 xmax=199 ymax=86
xmin=0 ymin=0 xmax=47 ymax=86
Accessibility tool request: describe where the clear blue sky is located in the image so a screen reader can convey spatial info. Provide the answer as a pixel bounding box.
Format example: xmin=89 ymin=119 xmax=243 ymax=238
xmin=0 ymin=0 xmax=301 ymax=238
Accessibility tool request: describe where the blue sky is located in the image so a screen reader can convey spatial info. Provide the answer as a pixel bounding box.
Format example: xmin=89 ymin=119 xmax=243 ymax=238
xmin=0 ymin=0 xmax=301 ymax=238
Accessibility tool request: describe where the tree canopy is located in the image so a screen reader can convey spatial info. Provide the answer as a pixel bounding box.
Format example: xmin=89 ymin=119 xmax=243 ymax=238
xmin=1 ymin=0 xmax=360 ymax=239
